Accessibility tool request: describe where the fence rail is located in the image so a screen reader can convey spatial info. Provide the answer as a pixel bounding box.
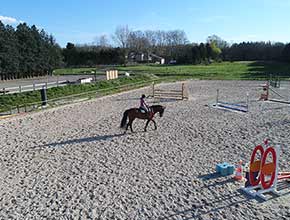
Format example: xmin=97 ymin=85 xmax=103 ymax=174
xmin=0 ymin=80 xmax=67 ymax=95
xmin=0 ymin=79 xmax=158 ymax=116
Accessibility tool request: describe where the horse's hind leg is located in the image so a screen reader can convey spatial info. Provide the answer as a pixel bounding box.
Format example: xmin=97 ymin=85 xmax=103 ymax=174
xmin=124 ymin=123 xmax=129 ymax=133
xmin=152 ymin=119 xmax=157 ymax=130
xmin=128 ymin=119 xmax=134 ymax=133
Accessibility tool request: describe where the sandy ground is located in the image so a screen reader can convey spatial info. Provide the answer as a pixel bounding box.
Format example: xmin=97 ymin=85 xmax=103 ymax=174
xmin=0 ymin=80 xmax=290 ymax=219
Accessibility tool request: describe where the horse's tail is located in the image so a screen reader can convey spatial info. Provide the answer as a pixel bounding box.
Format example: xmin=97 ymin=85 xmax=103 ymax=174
xmin=120 ymin=110 xmax=129 ymax=128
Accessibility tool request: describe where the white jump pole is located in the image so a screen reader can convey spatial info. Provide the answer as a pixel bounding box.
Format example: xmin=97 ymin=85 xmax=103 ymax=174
xmin=246 ymin=92 xmax=249 ymax=111
xmin=216 ymin=89 xmax=219 ymax=105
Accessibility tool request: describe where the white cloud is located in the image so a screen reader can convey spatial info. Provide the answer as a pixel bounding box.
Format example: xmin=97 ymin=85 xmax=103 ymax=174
xmin=0 ymin=15 xmax=21 ymax=24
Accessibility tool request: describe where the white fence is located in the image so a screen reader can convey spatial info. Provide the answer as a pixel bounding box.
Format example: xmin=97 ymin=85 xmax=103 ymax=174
xmin=0 ymin=80 xmax=67 ymax=95
xmin=0 ymin=79 xmax=156 ymax=115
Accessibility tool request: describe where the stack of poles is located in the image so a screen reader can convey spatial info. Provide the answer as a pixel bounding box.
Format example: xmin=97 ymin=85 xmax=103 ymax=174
xmin=106 ymin=70 xmax=118 ymax=80
xmin=216 ymin=89 xmax=249 ymax=113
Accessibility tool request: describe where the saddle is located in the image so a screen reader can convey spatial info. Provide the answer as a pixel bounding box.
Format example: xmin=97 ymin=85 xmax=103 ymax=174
xmin=138 ymin=109 xmax=154 ymax=119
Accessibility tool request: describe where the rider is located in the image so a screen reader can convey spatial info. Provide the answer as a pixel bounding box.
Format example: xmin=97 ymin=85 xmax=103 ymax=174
xmin=140 ymin=94 xmax=151 ymax=116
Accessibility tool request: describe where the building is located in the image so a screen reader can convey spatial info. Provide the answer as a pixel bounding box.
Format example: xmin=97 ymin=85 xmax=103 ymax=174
xmin=128 ymin=52 xmax=165 ymax=64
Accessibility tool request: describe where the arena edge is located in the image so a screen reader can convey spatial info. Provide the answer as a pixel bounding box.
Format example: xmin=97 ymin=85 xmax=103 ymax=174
xmin=0 ymin=74 xmax=155 ymax=113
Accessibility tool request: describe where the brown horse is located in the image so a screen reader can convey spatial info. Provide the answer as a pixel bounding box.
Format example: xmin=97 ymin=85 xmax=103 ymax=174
xmin=120 ymin=105 xmax=166 ymax=133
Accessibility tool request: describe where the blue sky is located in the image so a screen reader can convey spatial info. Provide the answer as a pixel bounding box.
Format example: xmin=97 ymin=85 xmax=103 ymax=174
xmin=1 ymin=0 xmax=290 ymax=47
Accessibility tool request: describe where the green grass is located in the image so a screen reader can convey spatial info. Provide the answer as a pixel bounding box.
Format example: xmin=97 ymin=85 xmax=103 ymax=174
xmin=116 ymin=61 xmax=290 ymax=80
xmin=54 ymin=61 xmax=290 ymax=80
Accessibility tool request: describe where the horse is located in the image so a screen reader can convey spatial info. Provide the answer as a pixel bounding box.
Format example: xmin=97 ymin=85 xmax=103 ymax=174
xmin=120 ymin=105 xmax=166 ymax=133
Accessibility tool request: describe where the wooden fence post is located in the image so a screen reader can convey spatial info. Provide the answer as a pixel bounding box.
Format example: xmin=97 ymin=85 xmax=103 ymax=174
xmin=182 ymin=83 xmax=184 ymax=99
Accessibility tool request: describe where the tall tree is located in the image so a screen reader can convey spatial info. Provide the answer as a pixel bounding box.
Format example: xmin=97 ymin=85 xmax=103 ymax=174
xmin=282 ymin=43 xmax=290 ymax=62
xmin=0 ymin=21 xmax=62 ymax=80
xmin=113 ymin=25 xmax=131 ymax=48
xmin=112 ymin=25 xmax=131 ymax=65
xmin=0 ymin=22 xmax=20 ymax=80
xmin=207 ymin=35 xmax=228 ymax=49
xmin=94 ymin=34 xmax=110 ymax=48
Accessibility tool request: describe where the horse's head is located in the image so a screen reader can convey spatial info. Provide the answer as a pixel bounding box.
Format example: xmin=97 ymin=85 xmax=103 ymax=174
xmin=151 ymin=105 xmax=166 ymax=117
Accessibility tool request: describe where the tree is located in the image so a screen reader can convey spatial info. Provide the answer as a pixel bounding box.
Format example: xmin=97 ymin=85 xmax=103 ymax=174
xmin=282 ymin=43 xmax=290 ymax=62
xmin=199 ymin=43 xmax=207 ymax=62
xmin=192 ymin=45 xmax=201 ymax=64
xmin=113 ymin=25 xmax=131 ymax=48
xmin=112 ymin=25 xmax=131 ymax=65
xmin=207 ymin=35 xmax=228 ymax=49
xmin=94 ymin=34 xmax=110 ymax=48
xmin=166 ymin=30 xmax=188 ymax=46
xmin=210 ymin=42 xmax=222 ymax=61
xmin=0 ymin=21 xmax=62 ymax=80
xmin=128 ymin=30 xmax=150 ymax=52
xmin=0 ymin=22 xmax=20 ymax=80
xmin=63 ymin=42 xmax=78 ymax=66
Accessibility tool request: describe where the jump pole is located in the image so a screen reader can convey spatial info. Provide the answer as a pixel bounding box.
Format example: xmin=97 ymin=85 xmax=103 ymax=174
xmin=216 ymin=89 xmax=219 ymax=105
xmin=268 ymin=99 xmax=290 ymax=104
xmin=152 ymin=82 xmax=187 ymax=100
xmin=246 ymin=92 xmax=249 ymax=111
xmin=215 ymin=89 xmax=248 ymax=112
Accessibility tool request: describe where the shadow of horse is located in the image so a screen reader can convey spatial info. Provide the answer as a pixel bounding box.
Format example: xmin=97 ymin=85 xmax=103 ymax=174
xmin=40 ymin=133 xmax=125 ymax=148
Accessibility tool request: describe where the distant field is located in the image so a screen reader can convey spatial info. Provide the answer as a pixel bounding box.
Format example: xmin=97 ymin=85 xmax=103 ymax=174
xmin=54 ymin=61 xmax=290 ymax=80
xmin=117 ymin=61 xmax=290 ymax=80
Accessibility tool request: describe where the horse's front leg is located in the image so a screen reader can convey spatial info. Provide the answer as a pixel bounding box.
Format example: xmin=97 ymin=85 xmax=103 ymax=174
xmin=144 ymin=119 xmax=150 ymax=132
xmin=124 ymin=123 xmax=129 ymax=134
xmin=152 ymin=119 xmax=157 ymax=130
